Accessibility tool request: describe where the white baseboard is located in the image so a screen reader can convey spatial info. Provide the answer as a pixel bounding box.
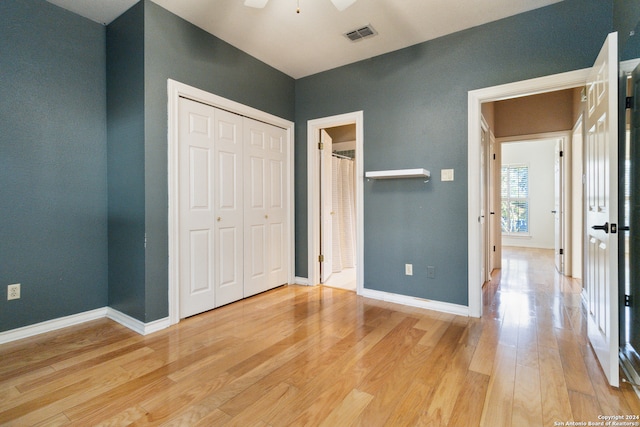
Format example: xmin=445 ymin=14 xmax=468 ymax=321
xmin=106 ymin=308 xmax=171 ymax=335
xmin=294 ymin=276 xmax=310 ymax=286
xmin=0 ymin=308 xmax=108 ymax=344
xmin=360 ymin=288 xmax=469 ymax=317
xmin=0 ymin=307 xmax=171 ymax=345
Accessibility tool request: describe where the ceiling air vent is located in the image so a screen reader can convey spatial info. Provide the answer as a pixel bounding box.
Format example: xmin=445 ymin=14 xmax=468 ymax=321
xmin=344 ymin=24 xmax=377 ymax=42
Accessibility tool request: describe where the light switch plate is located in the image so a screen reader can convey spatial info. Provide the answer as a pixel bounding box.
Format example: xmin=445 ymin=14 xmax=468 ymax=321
xmin=441 ymin=169 xmax=454 ymax=181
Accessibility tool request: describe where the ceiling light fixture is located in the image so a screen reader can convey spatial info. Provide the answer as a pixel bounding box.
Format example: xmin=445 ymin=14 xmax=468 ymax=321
xmin=244 ymin=0 xmax=357 ymax=13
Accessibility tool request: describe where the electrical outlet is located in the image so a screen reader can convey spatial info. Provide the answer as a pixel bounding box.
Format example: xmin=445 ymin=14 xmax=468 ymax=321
xmin=405 ymin=264 xmax=413 ymax=276
xmin=7 ymin=283 xmax=20 ymax=300
xmin=427 ymin=266 xmax=436 ymax=279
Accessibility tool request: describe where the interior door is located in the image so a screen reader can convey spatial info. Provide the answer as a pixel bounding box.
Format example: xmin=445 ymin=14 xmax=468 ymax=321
xmin=244 ymin=118 xmax=288 ymax=297
xmin=178 ymin=98 xmax=217 ymax=317
xmin=627 ymin=62 xmax=640 ymax=361
xmin=320 ymin=129 xmax=333 ymax=282
xmin=585 ymin=32 xmax=619 ymax=387
xmin=554 ymin=138 xmax=564 ymax=273
xmin=480 ymin=122 xmax=488 ymax=283
xmin=213 ymin=109 xmax=244 ymax=307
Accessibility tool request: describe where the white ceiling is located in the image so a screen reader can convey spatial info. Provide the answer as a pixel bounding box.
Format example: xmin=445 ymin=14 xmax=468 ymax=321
xmin=47 ymin=0 xmax=563 ymax=78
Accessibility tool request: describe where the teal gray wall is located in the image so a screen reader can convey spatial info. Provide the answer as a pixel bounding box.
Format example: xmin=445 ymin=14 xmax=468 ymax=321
xmin=0 ymin=0 xmax=107 ymax=331
xmin=106 ymin=1 xmax=295 ymax=322
xmin=614 ymin=0 xmax=640 ymax=60
xmin=107 ymin=2 xmax=146 ymax=320
xmin=2 ymin=0 xmax=635 ymax=332
xmin=294 ymin=0 xmax=613 ymax=305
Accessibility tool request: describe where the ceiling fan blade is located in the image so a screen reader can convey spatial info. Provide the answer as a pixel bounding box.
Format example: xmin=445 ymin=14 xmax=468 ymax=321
xmin=330 ymin=0 xmax=356 ymax=11
xmin=244 ymin=0 xmax=269 ymax=8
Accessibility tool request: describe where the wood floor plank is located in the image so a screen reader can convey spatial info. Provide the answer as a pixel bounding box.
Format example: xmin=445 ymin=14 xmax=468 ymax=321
xmin=318 ymin=388 xmax=374 ymax=427
xmin=381 ymin=323 xmax=467 ymax=426
xmin=447 ymin=370 xmax=490 ymax=427
xmin=421 ymin=343 xmax=476 ymax=426
xmin=557 ymin=333 xmax=596 ymax=396
xmin=479 ymin=344 xmax=516 ymax=427
xmin=469 ymin=319 xmax=500 ymax=376
xmin=539 ymin=344 xmax=573 ymax=425
xmin=221 ymin=382 xmax=299 ymax=426
xmin=354 ymin=340 xmax=435 ymax=426
xmin=511 ymin=363 xmax=543 ymax=426
xmin=568 ymin=390 xmax=602 ymax=423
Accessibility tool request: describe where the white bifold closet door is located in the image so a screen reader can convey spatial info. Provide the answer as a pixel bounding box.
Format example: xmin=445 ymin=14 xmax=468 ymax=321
xmin=178 ymin=98 xmax=287 ymax=318
xmin=243 ymin=118 xmax=288 ymax=297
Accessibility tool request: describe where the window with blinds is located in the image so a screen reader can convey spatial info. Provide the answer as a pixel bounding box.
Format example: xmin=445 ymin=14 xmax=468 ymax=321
xmin=501 ymin=164 xmax=529 ymax=235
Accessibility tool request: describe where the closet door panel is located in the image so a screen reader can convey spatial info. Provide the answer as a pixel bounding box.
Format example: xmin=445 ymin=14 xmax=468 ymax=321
xmin=244 ymin=118 xmax=289 ymax=296
xmin=267 ymin=128 xmax=288 ymax=287
xmin=178 ymin=98 xmax=216 ymax=317
xmin=214 ymin=109 xmax=244 ymax=307
xmin=244 ymin=134 xmax=269 ymax=296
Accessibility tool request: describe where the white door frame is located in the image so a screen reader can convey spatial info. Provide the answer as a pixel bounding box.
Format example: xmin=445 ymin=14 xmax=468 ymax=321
xmin=467 ymin=68 xmax=590 ymax=317
xmin=307 ymin=112 xmax=364 ymax=292
xmin=167 ymin=79 xmax=295 ymax=326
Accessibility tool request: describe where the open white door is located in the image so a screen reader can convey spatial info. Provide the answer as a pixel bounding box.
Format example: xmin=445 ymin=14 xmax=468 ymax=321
xmin=585 ymin=32 xmax=619 ymax=387
xmin=480 ymin=121 xmax=489 ymax=284
xmin=554 ymin=138 xmax=564 ymax=273
xmin=320 ymin=129 xmax=333 ymax=282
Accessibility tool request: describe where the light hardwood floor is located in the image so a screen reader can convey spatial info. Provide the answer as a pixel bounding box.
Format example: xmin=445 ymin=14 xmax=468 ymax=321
xmin=1 ymin=247 xmax=639 ymax=426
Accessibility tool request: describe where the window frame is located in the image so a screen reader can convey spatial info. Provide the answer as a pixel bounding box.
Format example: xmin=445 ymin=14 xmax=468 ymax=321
xmin=501 ymin=163 xmax=530 ymax=236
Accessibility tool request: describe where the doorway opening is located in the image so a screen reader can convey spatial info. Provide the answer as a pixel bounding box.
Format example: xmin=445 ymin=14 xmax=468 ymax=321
xmin=497 ymin=133 xmax=574 ymax=274
xmin=320 ymin=124 xmax=357 ymax=291
xmin=467 ymin=68 xmax=590 ymax=318
xmin=307 ymin=112 xmax=364 ymax=293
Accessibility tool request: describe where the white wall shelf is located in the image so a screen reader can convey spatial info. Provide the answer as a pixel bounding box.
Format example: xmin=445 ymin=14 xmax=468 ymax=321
xmin=365 ymin=168 xmax=430 ymax=180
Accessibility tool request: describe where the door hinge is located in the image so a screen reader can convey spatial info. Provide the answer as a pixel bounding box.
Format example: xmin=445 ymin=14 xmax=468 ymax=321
xmin=559 ymin=150 xmax=563 ymax=157
xmin=559 ymin=248 xmax=563 ymax=255
xmin=318 ymin=142 xmax=324 ymax=150
xmin=626 ymin=96 xmax=634 ymax=109
xmin=625 ymin=294 xmax=632 ymax=307
xmin=493 ymin=245 xmax=496 ymax=252
xmin=319 ymin=254 xmax=324 ymax=262
xmin=493 ymin=153 xmax=496 ymax=160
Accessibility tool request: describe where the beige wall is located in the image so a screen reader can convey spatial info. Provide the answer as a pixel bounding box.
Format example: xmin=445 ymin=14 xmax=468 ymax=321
xmin=494 ymin=89 xmax=575 ymax=138
xmin=481 ymin=102 xmax=495 ymax=130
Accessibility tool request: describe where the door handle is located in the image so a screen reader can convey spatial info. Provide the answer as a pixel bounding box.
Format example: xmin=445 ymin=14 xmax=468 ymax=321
xmin=591 ymin=222 xmax=609 ymax=233
xmin=551 ymin=210 xmax=557 ymax=214
xmin=490 ymin=212 xmax=495 ymax=215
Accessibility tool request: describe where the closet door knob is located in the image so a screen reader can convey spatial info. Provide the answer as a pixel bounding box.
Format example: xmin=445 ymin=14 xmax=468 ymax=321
xmin=265 ymin=214 xmax=269 ymax=219
xmin=217 ymin=217 xmax=221 ymax=222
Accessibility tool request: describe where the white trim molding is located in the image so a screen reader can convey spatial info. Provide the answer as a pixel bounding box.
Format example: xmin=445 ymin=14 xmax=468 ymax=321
xmin=0 ymin=308 xmax=170 ymax=344
xmin=167 ymin=79 xmax=295 ymax=326
xmin=467 ymin=67 xmax=590 ymax=318
xmin=360 ymin=288 xmax=469 ymax=317
xmin=294 ymin=276 xmax=310 ymax=286
xmin=106 ymin=308 xmax=171 ymax=336
xmin=0 ymin=308 xmax=107 ymax=344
